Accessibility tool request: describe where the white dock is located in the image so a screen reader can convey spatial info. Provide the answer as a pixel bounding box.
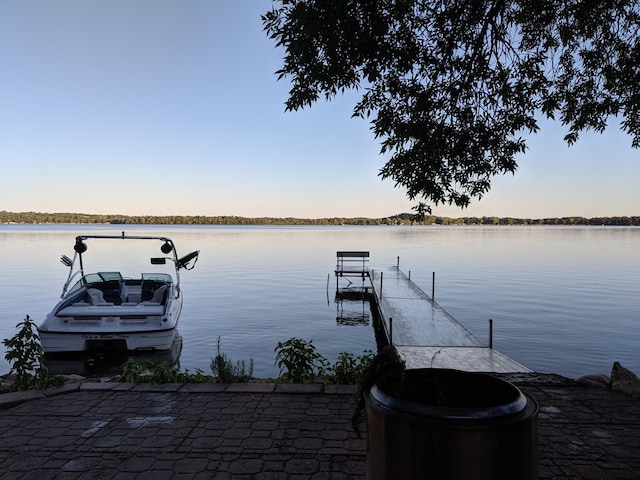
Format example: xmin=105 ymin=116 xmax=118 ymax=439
xmin=368 ymin=265 xmax=530 ymax=373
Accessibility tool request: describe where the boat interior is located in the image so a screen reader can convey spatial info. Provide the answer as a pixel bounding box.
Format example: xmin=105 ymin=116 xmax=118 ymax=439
xmin=57 ymin=272 xmax=173 ymax=313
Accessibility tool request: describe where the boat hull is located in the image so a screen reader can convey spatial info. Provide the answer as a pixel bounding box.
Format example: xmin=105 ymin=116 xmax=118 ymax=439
xmin=39 ymin=327 xmax=179 ymax=354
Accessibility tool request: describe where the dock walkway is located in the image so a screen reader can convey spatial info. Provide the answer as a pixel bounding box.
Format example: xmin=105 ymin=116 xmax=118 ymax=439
xmin=369 ymin=265 xmax=530 ymax=373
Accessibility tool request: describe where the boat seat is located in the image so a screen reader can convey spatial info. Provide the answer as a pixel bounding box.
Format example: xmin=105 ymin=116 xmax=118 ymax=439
xmin=141 ymin=285 xmax=167 ymax=305
xmin=99 ymin=279 xmax=122 ymax=303
xmin=87 ymin=288 xmax=114 ymax=306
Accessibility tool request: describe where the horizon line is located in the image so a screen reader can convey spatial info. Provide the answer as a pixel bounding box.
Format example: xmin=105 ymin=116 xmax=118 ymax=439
xmin=2 ymin=210 xmax=639 ymax=222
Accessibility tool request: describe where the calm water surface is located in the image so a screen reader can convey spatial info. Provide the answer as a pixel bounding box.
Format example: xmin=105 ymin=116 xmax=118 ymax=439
xmin=0 ymin=224 xmax=638 ymax=379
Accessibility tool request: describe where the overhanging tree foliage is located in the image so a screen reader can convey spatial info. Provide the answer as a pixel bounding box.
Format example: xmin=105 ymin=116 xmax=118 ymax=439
xmin=263 ymin=1 xmax=640 ymax=212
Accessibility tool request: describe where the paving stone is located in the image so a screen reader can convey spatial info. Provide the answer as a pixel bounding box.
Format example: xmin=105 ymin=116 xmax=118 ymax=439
xmin=80 ymin=382 xmax=118 ymax=391
xmin=241 ymin=436 xmax=275 ymax=450
xmin=252 ymin=420 xmax=280 ymax=430
xmin=324 ymin=384 xmax=357 ymax=395
xmin=285 ymin=458 xmax=320 ymax=475
xmin=61 ymin=456 xmax=103 ymax=472
xmin=15 ymin=469 xmax=60 ymax=480
xmin=132 ymin=382 xmax=184 ymax=392
xmin=179 ymin=382 xmax=228 ymax=393
xmin=226 ymin=382 xmax=276 ymax=393
xmin=228 ymin=458 xmax=265 ymax=475
xmin=111 ymin=382 xmax=135 ymax=391
xmin=117 ymin=455 xmax=156 ymax=473
xmin=0 ymin=389 xmax=44 ymax=409
xmin=173 ymin=456 xmax=211 ymax=474
xmin=275 ymin=383 xmax=323 ymax=394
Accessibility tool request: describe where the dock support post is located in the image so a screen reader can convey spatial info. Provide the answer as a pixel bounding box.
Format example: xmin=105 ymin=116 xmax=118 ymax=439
xmin=432 ymin=272 xmax=435 ymax=299
xmin=489 ymin=318 xmax=493 ymax=348
xmin=380 ymin=271 xmax=383 ymax=298
xmin=397 ymin=256 xmax=399 ymax=269
xmin=327 ymin=273 xmax=330 ymax=297
xmin=389 ymin=317 xmax=393 ymax=345
xmin=408 ymin=270 xmax=411 ymax=281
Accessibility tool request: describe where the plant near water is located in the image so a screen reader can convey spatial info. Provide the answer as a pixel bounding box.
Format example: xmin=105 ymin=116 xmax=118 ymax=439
xmin=326 ymin=349 xmax=375 ymax=385
xmin=210 ymin=337 xmax=254 ymax=383
xmin=120 ymin=359 xmax=211 ymax=384
xmin=274 ymin=338 xmax=375 ymax=384
xmin=274 ymin=337 xmax=329 ymax=383
xmin=2 ymin=315 xmax=63 ymax=391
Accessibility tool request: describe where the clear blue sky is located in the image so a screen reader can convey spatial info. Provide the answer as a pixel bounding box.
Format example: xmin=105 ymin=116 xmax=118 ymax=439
xmin=1 ymin=1 xmax=638 ymax=219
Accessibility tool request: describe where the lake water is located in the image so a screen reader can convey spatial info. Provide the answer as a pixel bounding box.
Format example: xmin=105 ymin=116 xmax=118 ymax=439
xmin=1 ymin=224 xmax=638 ymax=379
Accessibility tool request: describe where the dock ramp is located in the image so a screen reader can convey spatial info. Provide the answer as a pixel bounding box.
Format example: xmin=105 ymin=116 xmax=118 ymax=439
xmin=369 ymin=265 xmax=529 ymax=373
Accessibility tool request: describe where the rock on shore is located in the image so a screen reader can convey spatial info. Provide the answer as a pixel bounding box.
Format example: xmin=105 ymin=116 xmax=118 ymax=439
xmin=609 ymin=361 xmax=640 ymax=397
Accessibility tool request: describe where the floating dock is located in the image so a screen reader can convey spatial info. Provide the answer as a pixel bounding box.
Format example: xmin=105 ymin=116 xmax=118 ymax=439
xmin=336 ymin=253 xmax=529 ymax=373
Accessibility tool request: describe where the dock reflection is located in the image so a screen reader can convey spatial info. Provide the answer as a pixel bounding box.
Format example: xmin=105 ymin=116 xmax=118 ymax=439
xmin=335 ymin=290 xmax=372 ymax=326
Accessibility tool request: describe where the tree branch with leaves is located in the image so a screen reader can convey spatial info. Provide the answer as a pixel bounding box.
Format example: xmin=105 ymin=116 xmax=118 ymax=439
xmin=263 ymin=0 xmax=639 ymax=213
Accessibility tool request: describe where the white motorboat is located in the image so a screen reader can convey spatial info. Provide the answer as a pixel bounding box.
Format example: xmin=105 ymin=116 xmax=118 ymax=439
xmin=38 ymin=233 xmax=199 ymax=357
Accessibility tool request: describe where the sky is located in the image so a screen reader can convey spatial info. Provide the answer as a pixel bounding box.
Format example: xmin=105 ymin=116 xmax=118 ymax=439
xmin=1 ymin=1 xmax=638 ymax=219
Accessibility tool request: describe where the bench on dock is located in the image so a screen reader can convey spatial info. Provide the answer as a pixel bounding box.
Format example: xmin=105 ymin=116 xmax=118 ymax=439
xmin=335 ymin=251 xmax=370 ymax=278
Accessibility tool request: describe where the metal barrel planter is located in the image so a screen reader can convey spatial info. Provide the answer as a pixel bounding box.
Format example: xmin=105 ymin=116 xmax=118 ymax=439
xmin=364 ymin=368 xmax=538 ymax=480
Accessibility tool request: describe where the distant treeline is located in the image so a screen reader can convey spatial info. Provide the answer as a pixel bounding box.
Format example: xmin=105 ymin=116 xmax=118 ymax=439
xmin=1 ymin=211 xmax=639 ymax=226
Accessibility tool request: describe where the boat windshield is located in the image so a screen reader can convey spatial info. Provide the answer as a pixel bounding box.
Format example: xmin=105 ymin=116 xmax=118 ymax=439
xmin=142 ymin=273 xmax=173 ymax=283
xmin=66 ymin=272 xmax=124 ymax=296
xmin=98 ymin=272 xmax=123 ymax=282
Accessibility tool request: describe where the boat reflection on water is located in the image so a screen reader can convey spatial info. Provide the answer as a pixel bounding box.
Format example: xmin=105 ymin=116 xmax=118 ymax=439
xmin=43 ymin=332 xmax=183 ymax=376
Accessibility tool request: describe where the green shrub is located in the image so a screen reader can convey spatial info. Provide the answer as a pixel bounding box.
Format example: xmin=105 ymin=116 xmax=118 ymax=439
xmin=326 ymin=349 xmax=375 ymax=384
xmin=121 ymin=359 xmax=211 ymax=383
xmin=210 ymin=337 xmax=254 ymax=383
xmin=2 ymin=315 xmax=63 ymax=391
xmin=274 ymin=338 xmax=375 ymax=385
xmin=274 ymin=337 xmax=328 ymax=383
